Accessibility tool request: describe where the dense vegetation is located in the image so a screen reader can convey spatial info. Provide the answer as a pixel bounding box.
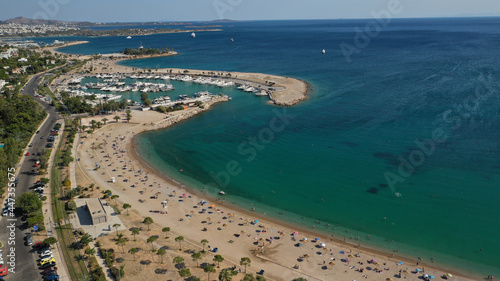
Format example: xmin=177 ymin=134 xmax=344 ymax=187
xmin=0 ymin=93 xmax=47 ymax=195
xmin=122 ymin=46 xmax=173 ymax=56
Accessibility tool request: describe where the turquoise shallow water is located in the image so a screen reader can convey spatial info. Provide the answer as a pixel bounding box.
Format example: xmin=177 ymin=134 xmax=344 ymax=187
xmin=54 ymin=18 xmax=500 ymax=276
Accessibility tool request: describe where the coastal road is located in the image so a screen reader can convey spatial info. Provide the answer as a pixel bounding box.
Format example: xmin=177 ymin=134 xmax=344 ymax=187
xmin=0 ymin=72 xmax=60 ymax=281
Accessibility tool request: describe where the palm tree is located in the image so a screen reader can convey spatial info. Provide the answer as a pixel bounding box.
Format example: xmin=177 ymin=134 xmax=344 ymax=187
xmin=213 ymin=254 xmax=224 ymax=268
xmin=147 ymin=236 xmax=158 ymax=251
xmin=200 ymin=239 xmax=209 ymax=252
xmin=240 ymin=257 xmax=251 ymax=273
xmin=162 ymin=227 xmax=170 ymax=239
xmin=191 ymin=252 xmax=202 ymax=268
xmin=85 ymin=247 xmax=96 ymax=257
xmin=128 ymin=247 xmax=138 ymax=261
xmin=102 ymin=118 xmax=108 ymax=125
xmin=113 ymin=223 xmax=121 ymax=235
xmin=175 ymin=236 xmax=184 ymax=251
xmin=157 ymin=248 xmax=166 ymax=263
xmin=143 ymin=216 xmax=153 ymax=230
xmin=114 ymin=115 xmax=121 ymax=123
xmin=131 ymin=228 xmax=140 ymax=241
xmin=126 ymin=109 xmax=132 ymax=122
xmin=96 ymin=121 xmax=102 ymax=128
xmin=204 ymin=265 xmax=216 ymax=281
xmin=90 ymin=120 xmax=97 ymax=131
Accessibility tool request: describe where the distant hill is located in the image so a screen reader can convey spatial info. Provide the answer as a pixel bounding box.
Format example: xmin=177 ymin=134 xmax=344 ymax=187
xmin=5 ymin=16 xmax=65 ymax=25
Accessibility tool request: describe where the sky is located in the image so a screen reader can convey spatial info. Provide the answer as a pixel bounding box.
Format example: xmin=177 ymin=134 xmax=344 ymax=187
xmin=1 ymin=0 xmax=499 ymax=22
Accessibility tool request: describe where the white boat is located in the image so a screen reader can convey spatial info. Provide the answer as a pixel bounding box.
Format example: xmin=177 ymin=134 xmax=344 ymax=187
xmin=322 ymin=49 xmax=326 ymax=54
xmin=230 ymin=38 xmax=234 ymax=42
xmin=126 ymin=36 xmax=132 ymax=39
xmin=191 ymin=32 xmax=196 ymax=38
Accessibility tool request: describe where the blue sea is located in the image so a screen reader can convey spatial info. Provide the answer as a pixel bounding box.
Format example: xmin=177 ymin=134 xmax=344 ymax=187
xmin=51 ymin=18 xmax=500 ymax=276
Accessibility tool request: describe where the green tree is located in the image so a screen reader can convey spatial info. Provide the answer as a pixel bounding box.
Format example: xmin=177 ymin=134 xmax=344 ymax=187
xmin=125 ymin=109 xmax=132 ymax=122
xmin=102 ymin=118 xmax=108 ymax=125
xmin=116 ymin=236 xmax=127 ymax=253
xmin=191 ymin=252 xmax=202 ymax=267
xmin=292 ymin=279 xmax=307 ymax=281
xmin=162 ymin=227 xmax=170 ymax=239
xmin=111 ymin=194 xmax=120 ymax=205
xmin=204 ymin=265 xmax=216 ymax=281
xmin=113 ymin=223 xmax=121 ymax=235
xmin=128 ymin=247 xmax=138 ymax=261
xmin=42 ymin=237 xmax=57 ymax=247
xmin=179 ymin=268 xmax=191 ymax=278
xmin=122 ymin=203 xmax=131 ymax=214
xmin=173 ymin=256 xmax=185 ymax=268
xmin=143 ymin=98 xmax=152 ymax=107
xmin=213 ymin=254 xmax=224 ymax=268
xmin=147 ymin=236 xmax=158 ymax=251
xmin=201 ymin=239 xmax=209 ymax=252
xmin=79 ymin=233 xmax=93 ymax=247
xmin=219 ymin=269 xmax=238 ymax=281
xmin=240 ymin=257 xmax=251 ymax=273
xmin=114 ymin=115 xmax=121 ymax=123
xmin=85 ymin=247 xmax=96 ymax=256
xmin=131 ymin=228 xmax=140 ymax=241
xmin=18 ymin=192 xmax=42 ymax=213
xmin=175 ymin=236 xmax=184 ymax=251
xmin=143 ymin=217 xmax=153 ymax=230
xmin=157 ymin=248 xmax=166 ymax=263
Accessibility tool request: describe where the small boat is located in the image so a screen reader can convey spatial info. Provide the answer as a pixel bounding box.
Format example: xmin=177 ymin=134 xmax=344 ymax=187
xmin=230 ymin=38 xmax=234 ymax=42
xmin=126 ymin=36 xmax=132 ymax=39
xmin=191 ymin=32 xmax=196 ymax=38
xmin=219 ymin=191 xmax=225 ymax=195
xmin=322 ymin=49 xmax=326 ymax=54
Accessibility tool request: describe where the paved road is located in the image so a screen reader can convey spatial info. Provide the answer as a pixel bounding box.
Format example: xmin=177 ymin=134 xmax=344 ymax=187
xmin=0 ymin=72 xmax=60 ymax=281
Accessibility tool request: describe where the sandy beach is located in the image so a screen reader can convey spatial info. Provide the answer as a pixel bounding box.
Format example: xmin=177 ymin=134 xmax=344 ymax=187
xmin=45 ymin=40 xmax=479 ymax=281
xmin=74 ymin=109 xmax=476 ymax=281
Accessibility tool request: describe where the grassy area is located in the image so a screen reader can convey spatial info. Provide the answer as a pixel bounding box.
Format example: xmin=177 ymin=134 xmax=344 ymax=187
xmin=50 ymin=120 xmax=90 ymax=281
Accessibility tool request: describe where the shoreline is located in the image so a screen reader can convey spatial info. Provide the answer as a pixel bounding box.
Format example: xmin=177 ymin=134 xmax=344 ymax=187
xmin=77 ymin=109 xmax=480 ymax=281
xmin=130 ymin=130 xmax=481 ymax=281
xmin=55 ymin=39 xmax=485 ymax=279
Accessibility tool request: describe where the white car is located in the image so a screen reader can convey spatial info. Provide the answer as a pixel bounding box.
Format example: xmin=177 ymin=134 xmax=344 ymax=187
xmin=40 ymin=250 xmax=52 ymax=257
xmin=40 ymin=253 xmax=54 ymax=260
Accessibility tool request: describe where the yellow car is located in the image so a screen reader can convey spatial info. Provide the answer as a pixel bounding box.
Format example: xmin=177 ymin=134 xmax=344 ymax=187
xmin=40 ymin=257 xmax=55 ymax=266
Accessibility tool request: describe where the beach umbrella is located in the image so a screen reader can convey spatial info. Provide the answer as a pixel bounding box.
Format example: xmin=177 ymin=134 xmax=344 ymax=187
xmin=416 ymin=269 xmax=422 ymax=272
xmin=447 ymin=273 xmax=453 ymax=278
xmin=240 ymin=230 xmax=246 ymax=234
xmin=329 ymin=261 xmax=335 ymax=266
xmin=254 ymin=220 xmax=259 ymax=223
xmin=320 ymin=243 xmax=326 ymax=247
xmin=294 ymin=231 xmax=299 ymax=234
xmin=386 ymin=278 xmax=393 ymax=281
xmin=429 ymin=276 xmax=434 ymax=279
xmin=423 ymin=274 xmax=429 ymax=278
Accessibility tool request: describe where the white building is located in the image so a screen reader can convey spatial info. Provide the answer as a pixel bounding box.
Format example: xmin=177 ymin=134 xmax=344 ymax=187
xmin=0 ymin=80 xmax=7 ymax=91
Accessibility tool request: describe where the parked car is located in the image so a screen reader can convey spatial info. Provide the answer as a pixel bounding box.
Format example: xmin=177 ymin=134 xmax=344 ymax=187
xmin=46 ymin=143 xmax=53 ymax=148
xmin=42 ymin=266 xmax=57 ymax=275
xmin=40 ymin=257 xmax=55 ymax=266
xmin=39 ymin=261 xmax=56 ymax=269
xmin=40 ymin=249 xmax=52 ymax=256
xmin=38 ymin=246 xmax=52 ymax=253
xmin=0 ymin=265 xmax=7 ymax=277
xmin=26 ymin=234 xmax=33 ymax=246
xmin=45 ymin=275 xmax=59 ymax=281
xmin=28 ymin=143 xmax=33 ymax=147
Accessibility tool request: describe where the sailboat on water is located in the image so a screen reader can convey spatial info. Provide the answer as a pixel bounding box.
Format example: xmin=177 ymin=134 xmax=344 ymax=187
xmin=191 ymin=32 xmax=196 ymax=38
xmin=322 ymin=49 xmax=326 ymax=54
